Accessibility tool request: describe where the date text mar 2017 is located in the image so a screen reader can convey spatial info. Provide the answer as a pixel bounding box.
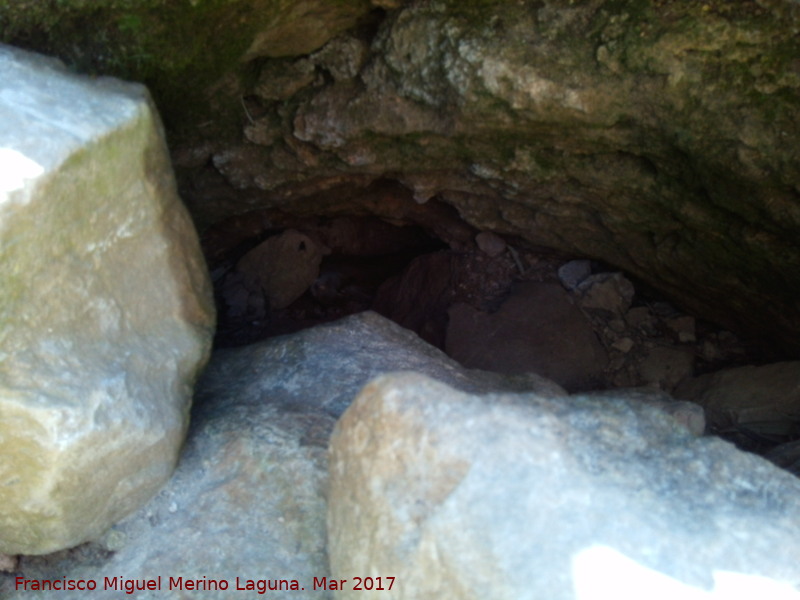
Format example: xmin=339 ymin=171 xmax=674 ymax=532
xmin=314 ymin=576 xmax=396 ymax=591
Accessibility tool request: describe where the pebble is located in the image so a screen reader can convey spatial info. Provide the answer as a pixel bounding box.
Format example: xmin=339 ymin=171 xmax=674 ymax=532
xmin=475 ymin=231 xmax=507 ymax=257
xmin=0 ymin=553 xmax=17 ymax=572
xmin=558 ymin=259 xmax=592 ymax=290
xmin=612 ymin=337 xmax=635 ymax=353
xmin=667 ymin=316 xmax=696 ymax=343
xmin=577 ymin=272 xmax=635 ymax=314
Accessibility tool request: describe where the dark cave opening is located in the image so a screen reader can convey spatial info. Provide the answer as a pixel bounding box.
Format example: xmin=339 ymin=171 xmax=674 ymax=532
xmin=208 ymin=218 xmax=446 ymax=348
xmin=198 ymin=177 xmax=797 ymax=464
xmin=200 ymin=178 xmax=777 ymax=365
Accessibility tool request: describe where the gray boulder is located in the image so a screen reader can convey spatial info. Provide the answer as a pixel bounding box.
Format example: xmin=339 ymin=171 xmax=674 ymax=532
xmin=0 ymin=45 xmax=215 ymax=554
xmin=2 ymin=312 xmax=563 ymax=598
xmin=445 ymin=282 xmax=608 ymax=392
xmin=583 ymin=387 xmax=706 ymax=436
xmin=329 ymin=372 xmax=800 ymax=600
xmin=199 ymin=311 xmax=567 ymax=418
xmin=676 ymin=361 xmax=800 ymax=442
xmin=8 ymin=379 xmax=335 ymax=600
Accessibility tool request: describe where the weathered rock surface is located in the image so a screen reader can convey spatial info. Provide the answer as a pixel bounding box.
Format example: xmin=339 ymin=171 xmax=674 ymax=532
xmin=190 ymin=0 xmax=800 ymax=353
xmin=1 ymin=312 xmax=564 ymax=598
xmin=3 ymin=2 xmax=798 ymax=353
xmin=0 ymin=0 xmax=372 ymax=134
xmin=575 ymin=272 xmax=635 ymax=316
xmin=329 ymin=372 xmax=800 ymax=600
xmin=207 ymin=210 xmax=764 ymax=395
xmin=583 ymin=388 xmax=706 ymax=436
xmin=0 ymin=45 xmax=214 ymax=555
xmin=202 ymin=311 xmax=567 ymax=419
xmin=5 ymin=363 xmax=335 ymax=600
xmin=638 ymin=346 xmax=695 ymax=391
xmin=675 ymin=361 xmax=800 ymax=445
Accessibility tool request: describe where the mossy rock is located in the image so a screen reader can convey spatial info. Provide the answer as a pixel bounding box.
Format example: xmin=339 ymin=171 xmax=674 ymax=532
xmin=0 ymin=0 xmax=373 ymax=138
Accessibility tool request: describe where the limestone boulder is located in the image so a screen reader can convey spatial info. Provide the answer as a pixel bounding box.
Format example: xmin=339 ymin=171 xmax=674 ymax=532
xmin=6 ymin=370 xmax=335 ymax=600
xmin=199 ymin=311 xmax=567 ymax=419
xmin=0 ymin=45 xmax=214 ymax=554
xmin=227 ymin=228 xmax=326 ymax=314
xmin=329 ymin=373 xmax=800 ymax=600
xmin=445 ymin=282 xmax=608 ymax=392
xmin=2 ymin=312 xmax=563 ymax=598
xmin=583 ymin=387 xmax=706 ymax=437
xmin=675 ymin=361 xmax=800 ymax=443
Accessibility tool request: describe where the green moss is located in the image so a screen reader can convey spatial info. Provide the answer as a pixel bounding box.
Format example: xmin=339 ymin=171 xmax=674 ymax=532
xmin=0 ymin=0 xmax=371 ymax=139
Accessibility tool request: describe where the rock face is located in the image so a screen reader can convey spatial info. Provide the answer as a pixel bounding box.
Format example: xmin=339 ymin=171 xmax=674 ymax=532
xmin=1 ymin=312 xmax=564 ymax=598
xmin=2 ymin=3 xmax=799 ymax=352
xmin=0 ymin=45 xmax=215 ymax=555
xmin=329 ymin=372 xmax=800 ymax=600
xmin=201 ymin=311 xmax=567 ymax=419
xmin=293 ymin=1 xmax=800 ymax=354
xmin=676 ymin=361 xmax=800 ymax=447
xmin=0 ymin=0 xmax=373 ymax=134
xmin=193 ymin=0 xmax=800 ymax=353
xmin=7 ymin=356 xmax=336 ymax=600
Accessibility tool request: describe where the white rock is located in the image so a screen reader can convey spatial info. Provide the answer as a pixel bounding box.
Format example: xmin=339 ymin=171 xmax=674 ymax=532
xmin=558 ymin=259 xmax=591 ymax=290
xmin=0 ymin=45 xmax=214 ymax=554
xmin=585 ymin=387 xmax=706 ymax=436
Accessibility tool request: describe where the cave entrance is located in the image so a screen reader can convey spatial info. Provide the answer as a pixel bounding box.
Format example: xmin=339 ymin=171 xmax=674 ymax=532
xmin=202 ymin=179 xmax=591 ymax=359
xmin=200 ymin=177 xmax=795 ymax=466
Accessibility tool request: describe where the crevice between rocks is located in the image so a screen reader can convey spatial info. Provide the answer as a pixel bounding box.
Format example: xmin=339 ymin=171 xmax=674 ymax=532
xmin=200 ymin=176 xmax=794 ymax=462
